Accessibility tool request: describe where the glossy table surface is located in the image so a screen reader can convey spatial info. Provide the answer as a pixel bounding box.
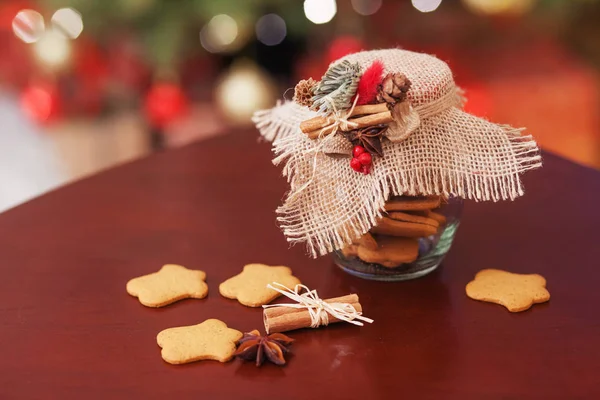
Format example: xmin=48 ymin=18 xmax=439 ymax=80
xmin=0 ymin=131 xmax=598 ymax=400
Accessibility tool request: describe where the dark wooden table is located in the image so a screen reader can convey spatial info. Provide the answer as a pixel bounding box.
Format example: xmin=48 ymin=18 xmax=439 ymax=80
xmin=0 ymin=131 xmax=598 ymax=400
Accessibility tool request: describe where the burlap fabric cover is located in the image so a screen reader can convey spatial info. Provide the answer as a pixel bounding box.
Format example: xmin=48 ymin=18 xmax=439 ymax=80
xmin=253 ymin=49 xmax=542 ymax=257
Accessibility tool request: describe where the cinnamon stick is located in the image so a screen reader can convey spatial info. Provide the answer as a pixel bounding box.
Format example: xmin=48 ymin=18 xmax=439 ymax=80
xmin=264 ymin=294 xmax=361 ymax=333
xmin=300 ymin=116 xmax=331 ymax=135
xmin=350 ymin=103 xmax=388 ymax=116
xmin=306 ymin=111 xmax=393 ymax=139
xmin=299 ymin=103 xmax=388 ymax=134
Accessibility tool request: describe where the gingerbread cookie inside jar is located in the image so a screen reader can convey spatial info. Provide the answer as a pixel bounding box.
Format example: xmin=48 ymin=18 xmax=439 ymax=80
xmin=254 ymin=49 xmax=541 ymax=281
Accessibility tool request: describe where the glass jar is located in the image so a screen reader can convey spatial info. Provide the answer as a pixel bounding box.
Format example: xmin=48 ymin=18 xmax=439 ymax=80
xmin=333 ymin=196 xmax=463 ymax=281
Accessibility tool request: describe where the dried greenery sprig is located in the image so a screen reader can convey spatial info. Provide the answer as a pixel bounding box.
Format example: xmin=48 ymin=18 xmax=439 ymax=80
xmin=311 ymin=60 xmax=362 ymax=115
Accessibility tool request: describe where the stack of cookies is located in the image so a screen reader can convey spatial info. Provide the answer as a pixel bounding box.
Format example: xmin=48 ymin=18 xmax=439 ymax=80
xmin=341 ymin=195 xmax=447 ymax=268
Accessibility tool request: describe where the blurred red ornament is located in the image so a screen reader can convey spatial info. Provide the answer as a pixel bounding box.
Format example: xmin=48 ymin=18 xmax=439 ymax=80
xmin=294 ymin=55 xmax=327 ymax=84
xmin=108 ymin=36 xmax=150 ymax=91
xmin=144 ymin=83 xmax=189 ymax=128
xmin=327 ymin=36 xmax=364 ymax=64
xmin=0 ymin=2 xmax=36 ymax=86
xmin=75 ymin=39 xmax=108 ymax=84
xmin=69 ymin=39 xmax=107 ymax=116
xmin=71 ymin=80 xmax=103 ymax=116
xmin=20 ymin=82 xmax=61 ymax=124
xmin=0 ymin=30 xmax=33 ymax=86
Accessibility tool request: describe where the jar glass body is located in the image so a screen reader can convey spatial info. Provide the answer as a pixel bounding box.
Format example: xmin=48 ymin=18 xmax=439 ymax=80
xmin=332 ymin=197 xmax=463 ymax=281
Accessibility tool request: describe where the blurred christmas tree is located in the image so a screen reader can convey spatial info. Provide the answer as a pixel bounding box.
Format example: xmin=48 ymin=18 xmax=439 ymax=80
xmin=38 ymin=0 xmax=309 ymax=73
xmin=1 ymin=0 xmax=598 ymax=132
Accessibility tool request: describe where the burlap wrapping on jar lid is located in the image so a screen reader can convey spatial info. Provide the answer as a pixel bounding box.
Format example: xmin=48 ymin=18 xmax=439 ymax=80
xmin=253 ymin=49 xmax=542 ymax=257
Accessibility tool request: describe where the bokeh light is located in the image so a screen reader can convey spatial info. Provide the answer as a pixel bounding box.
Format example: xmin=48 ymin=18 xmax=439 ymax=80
xmin=200 ymin=14 xmax=238 ymax=53
xmin=351 ymin=0 xmax=383 ymax=16
xmin=33 ymin=29 xmax=71 ymax=68
xmin=304 ymin=0 xmax=337 ymax=25
xmin=327 ymin=36 xmax=364 ymax=63
xmin=411 ymin=0 xmax=443 ymax=13
xmin=216 ymin=61 xmax=275 ymax=124
xmin=462 ymin=0 xmax=536 ymax=16
xmin=51 ymin=8 xmax=83 ymax=40
xmin=255 ymin=14 xmax=286 ymax=46
xmin=144 ymin=83 xmax=188 ymax=128
xmin=12 ymin=9 xmax=45 ymax=43
xmin=20 ymin=83 xmax=57 ymax=123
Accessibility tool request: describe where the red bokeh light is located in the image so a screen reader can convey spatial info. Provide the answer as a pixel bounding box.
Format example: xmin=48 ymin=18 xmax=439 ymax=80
xmin=327 ymin=36 xmax=364 ymax=64
xmin=20 ymin=82 xmax=60 ymax=123
xmin=144 ymin=83 xmax=188 ymax=128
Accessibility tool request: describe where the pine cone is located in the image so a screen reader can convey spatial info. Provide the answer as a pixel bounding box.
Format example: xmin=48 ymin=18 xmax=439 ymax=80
xmin=293 ymin=78 xmax=317 ymax=107
xmin=377 ymin=73 xmax=411 ymax=106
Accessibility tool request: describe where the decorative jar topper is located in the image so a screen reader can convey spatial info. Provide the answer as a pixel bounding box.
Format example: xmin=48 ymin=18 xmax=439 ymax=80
xmin=253 ymin=49 xmax=542 ymax=270
xmin=291 ymin=59 xmax=418 ymax=174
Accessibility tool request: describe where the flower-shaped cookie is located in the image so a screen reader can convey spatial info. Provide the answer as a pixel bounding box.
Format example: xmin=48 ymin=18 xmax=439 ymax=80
xmin=126 ymin=264 xmax=208 ymax=307
xmin=157 ymin=319 xmax=242 ymax=364
xmin=466 ymin=269 xmax=550 ymax=312
xmin=219 ymin=263 xmax=301 ymax=307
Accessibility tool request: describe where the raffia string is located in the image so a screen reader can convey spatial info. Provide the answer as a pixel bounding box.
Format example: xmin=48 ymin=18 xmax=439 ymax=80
xmin=321 ymin=94 xmax=361 ymax=133
xmin=284 ymin=95 xmax=360 ymax=201
xmin=263 ymin=282 xmax=374 ymax=328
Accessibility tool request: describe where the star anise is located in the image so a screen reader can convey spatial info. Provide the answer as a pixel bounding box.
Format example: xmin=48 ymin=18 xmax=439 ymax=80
xmin=343 ymin=124 xmax=388 ymax=157
xmin=233 ymin=330 xmax=294 ymax=366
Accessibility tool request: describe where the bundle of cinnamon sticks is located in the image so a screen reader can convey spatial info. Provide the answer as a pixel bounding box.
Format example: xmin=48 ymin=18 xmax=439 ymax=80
xmin=300 ymin=103 xmax=391 ymax=139
xmin=341 ymin=195 xmax=447 ymax=268
xmin=264 ymin=294 xmax=362 ymax=334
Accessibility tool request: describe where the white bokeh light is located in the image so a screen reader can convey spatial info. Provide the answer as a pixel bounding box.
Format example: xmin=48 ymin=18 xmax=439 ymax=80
xmin=216 ymin=62 xmax=275 ymax=124
xmin=200 ymin=14 xmax=238 ymax=53
xmin=255 ymin=14 xmax=287 ymax=46
xmin=12 ymin=9 xmax=45 ymax=44
xmin=411 ymin=0 xmax=443 ymax=13
xmin=351 ymin=0 xmax=382 ymax=16
xmin=33 ymin=29 xmax=71 ymax=68
xmin=51 ymin=8 xmax=84 ymax=39
xmin=304 ymin=0 xmax=337 ymax=24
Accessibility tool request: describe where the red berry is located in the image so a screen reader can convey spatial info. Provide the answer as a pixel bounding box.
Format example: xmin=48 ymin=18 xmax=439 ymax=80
xmin=361 ymin=164 xmax=371 ymax=175
xmin=358 ymin=152 xmax=372 ymax=166
xmin=353 ymin=145 xmax=365 ymax=158
xmin=350 ymin=158 xmax=362 ymax=172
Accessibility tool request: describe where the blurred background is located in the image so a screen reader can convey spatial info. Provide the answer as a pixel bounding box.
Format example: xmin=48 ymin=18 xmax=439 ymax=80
xmin=0 ymin=0 xmax=599 ymax=212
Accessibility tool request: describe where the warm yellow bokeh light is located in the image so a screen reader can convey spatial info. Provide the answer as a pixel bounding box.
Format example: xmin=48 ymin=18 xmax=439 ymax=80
xmin=33 ymin=29 xmax=71 ymax=68
xmin=216 ymin=61 xmax=276 ymax=124
xmin=462 ymin=0 xmax=537 ymax=15
xmin=200 ymin=14 xmax=239 ymax=53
